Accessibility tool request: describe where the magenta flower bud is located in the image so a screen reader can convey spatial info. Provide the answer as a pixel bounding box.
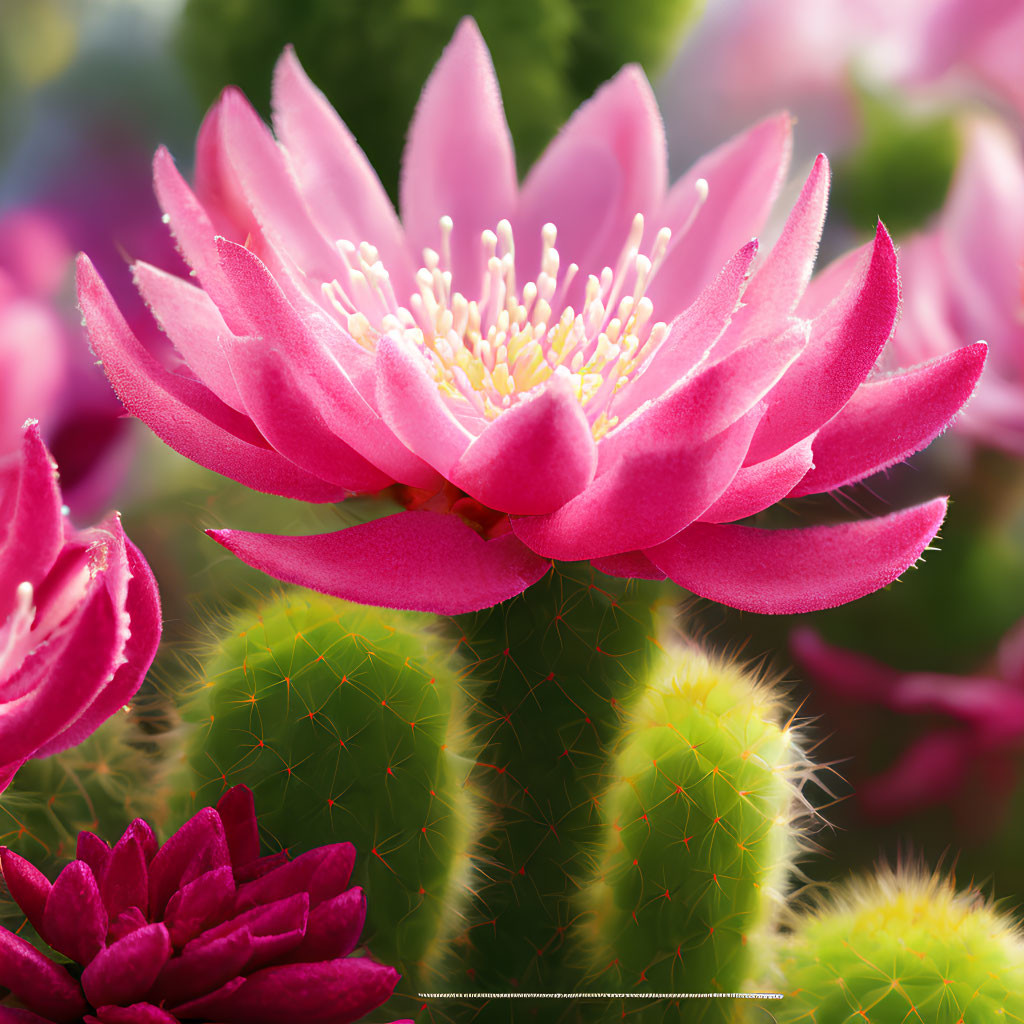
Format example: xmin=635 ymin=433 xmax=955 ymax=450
xmin=0 ymin=422 xmax=161 ymax=794
xmin=80 ymin=17 xmax=986 ymax=616
xmin=0 ymin=787 xmax=401 ymax=1024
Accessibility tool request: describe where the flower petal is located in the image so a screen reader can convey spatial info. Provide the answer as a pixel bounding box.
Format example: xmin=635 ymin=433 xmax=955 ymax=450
xmin=700 ymin=435 xmax=815 ymax=523
xmin=647 ymin=112 xmax=792 ymax=319
xmin=792 ymin=342 xmax=987 ymax=496
xmin=81 ymin=923 xmax=171 ymax=1010
xmin=272 ymin=47 xmax=414 ymax=291
xmin=591 ymin=551 xmax=667 ymax=580
xmin=0 ymin=848 xmax=51 ymax=934
xmin=217 ymin=785 xmax=261 ymax=872
xmin=148 ymin=807 xmax=230 ymax=919
xmin=91 ymin=1004 xmax=179 ymax=1024
xmin=0 ymin=926 xmax=87 ymax=1023
xmin=100 ymin=832 xmax=149 ymax=922
xmin=280 ymin=887 xmax=366 ymax=963
xmin=208 ymin=510 xmax=551 ymax=614
xmin=646 ymin=498 xmax=948 ymax=614
xmin=517 ymin=65 xmax=666 ymax=298
xmin=163 ymin=866 xmax=236 ymax=949
xmin=42 ymin=861 xmax=107 ymax=965
xmin=78 ymin=255 xmax=346 ymax=503
xmin=401 ymin=18 xmax=516 ymax=293
xmin=790 ymin=627 xmax=904 ymax=703
xmin=450 ymin=377 xmax=597 ymax=514
xmin=746 ymin=221 xmax=901 ymax=462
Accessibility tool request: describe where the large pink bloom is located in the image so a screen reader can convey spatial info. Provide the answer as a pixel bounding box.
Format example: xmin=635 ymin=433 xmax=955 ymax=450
xmin=890 ymin=117 xmax=1024 ymax=456
xmin=0 ymin=422 xmax=161 ymax=793
xmin=793 ymin=621 xmax=1024 ymax=829
xmin=79 ymin=18 xmax=984 ymax=616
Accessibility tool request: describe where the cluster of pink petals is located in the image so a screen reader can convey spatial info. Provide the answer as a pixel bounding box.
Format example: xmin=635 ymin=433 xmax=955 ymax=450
xmin=0 ymin=786 xmax=403 ymax=1024
xmin=0 ymin=422 xmax=160 ymax=794
xmin=793 ymin=621 xmax=1024 ymax=826
xmin=0 ymin=210 xmax=133 ymax=519
xmin=890 ymin=117 xmax=1024 ymax=456
xmin=79 ymin=18 xmax=986 ymax=616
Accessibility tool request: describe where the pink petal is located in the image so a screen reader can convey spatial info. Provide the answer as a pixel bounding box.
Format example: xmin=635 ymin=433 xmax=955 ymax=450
xmin=646 ymin=498 xmax=948 ymax=614
xmin=153 ymin=929 xmax=250 ymax=1007
xmin=100 ymin=832 xmax=149 ymax=921
xmin=450 ymin=377 xmax=597 ymax=514
xmin=790 ymin=627 xmax=903 ymax=703
xmin=0 ymin=927 xmax=87 ymax=1023
xmin=81 ymin=923 xmax=171 ymax=1010
xmin=208 ymin=510 xmax=551 ymax=614
xmin=736 ymin=153 xmax=830 ymax=333
xmin=217 ymin=785 xmax=261 ymax=872
xmin=700 ymin=435 xmax=815 ymax=523
xmin=173 ymin=957 xmax=400 ymax=1024
xmin=517 ymin=64 xmax=666 ymax=300
xmin=0 ymin=1008 xmax=58 ymax=1024
xmin=163 ymin=866 xmax=236 ymax=949
xmin=0 ymin=848 xmax=51 ymax=934
xmin=590 ymin=551 xmax=667 ymax=580
xmin=197 ymin=893 xmax=309 ymax=972
xmin=42 ymin=861 xmax=108 ymax=965
xmin=647 ymin=112 xmax=792 ymax=320
xmin=0 ymin=423 xmax=63 ymax=623
xmin=745 ymin=221 xmax=901 ymax=463
xmin=400 ymin=18 xmax=516 ymax=293
xmin=148 ymin=808 xmax=230 ymax=919
xmin=375 ymin=334 xmax=474 ymax=473
xmin=131 ymin=261 xmax=245 ymax=412
xmin=76 ymin=832 xmax=112 ymax=882
xmin=513 ymin=406 xmax=761 ymax=560
xmin=792 ymin=342 xmax=988 ymax=496
xmin=280 ymin=887 xmax=366 ymax=963
xmin=612 ymin=240 xmax=758 ymax=420
xmin=91 ymin=1004 xmax=179 ymax=1024
xmin=233 ymin=845 xmax=353 ymax=912
xmin=271 ymin=47 xmax=414 ymax=290
xmin=78 ymin=255 xmax=346 ymax=503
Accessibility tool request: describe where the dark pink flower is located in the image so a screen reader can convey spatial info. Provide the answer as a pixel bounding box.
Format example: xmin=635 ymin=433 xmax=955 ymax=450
xmin=0 ymin=422 xmax=160 ymax=793
xmin=890 ymin=117 xmax=1024 ymax=456
xmin=0 ymin=786 xmax=403 ymax=1024
xmin=792 ymin=621 xmax=1024 ymax=827
xmin=79 ymin=18 xmax=985 ymax=616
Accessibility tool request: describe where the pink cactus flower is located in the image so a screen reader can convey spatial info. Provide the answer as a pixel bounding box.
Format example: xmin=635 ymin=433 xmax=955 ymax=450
xmin=792 ymin=621 xmax=1024 ymax=828
xmin=0 ymin=786 xmax=404 ymax=1024
xmin=0 ymin=422 xmax=160 ymax=794
xmin=890 ymin=117 xmax=1024 ymax=456
xmin=0 ymin=209 xmax=133 ymax=520
xmin=78 ymin=18 xmax=985 ymax=616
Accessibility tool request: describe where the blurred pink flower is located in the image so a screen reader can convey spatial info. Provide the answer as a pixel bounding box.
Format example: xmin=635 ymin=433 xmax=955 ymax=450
xmin=0 ymin=422 xmax=161 ymax=794
xmin=79 ymin=18 xmax=984 ymax=616
xmin=792 ymin=622 xmax=1024 ymax=827
xmin=0 ymin=209 xmax=132 ymax=520
xmin=891 ymin=117 xmax=1024 ymax=456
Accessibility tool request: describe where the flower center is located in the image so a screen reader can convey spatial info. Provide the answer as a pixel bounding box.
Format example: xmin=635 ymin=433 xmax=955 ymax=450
xmin=323 ymin=213 xmax=678 ymax=440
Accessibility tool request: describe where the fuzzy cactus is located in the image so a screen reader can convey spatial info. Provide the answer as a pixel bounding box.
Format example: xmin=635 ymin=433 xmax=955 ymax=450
xmin=775 ymin=868 xmax=1024 ymax=1023
xmin=169 ymin=589 xmax=478 ymax=1015
xmin=576 ymin=644 xmax=806 ymax=1016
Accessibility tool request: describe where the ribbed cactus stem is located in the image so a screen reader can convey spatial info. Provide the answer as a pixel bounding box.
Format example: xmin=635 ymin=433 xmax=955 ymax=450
xmin=577 ymin=643 xmax=807 ymax=1021
xmin=171 ymin=589 xmax=478 ymax=1016
xmin=775 ymin=867 xmax=1024 ymax=1023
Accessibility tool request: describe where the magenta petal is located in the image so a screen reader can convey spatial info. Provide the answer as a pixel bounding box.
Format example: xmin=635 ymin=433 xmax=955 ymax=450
xmin=0 ymin=927 xmax=87 ymax=1023
xmin=648 ymin=112 xmax=792 ymax=319
xmin=790 ymin=627 xmax=903 ymax=704
xmin=217 ymin=785 xmax=261 ymax=872
xmin=450 ymin=378 xmax=597 ymax=514
xmin=0 ymin=849 xmax=50 ymax=934
xmin=699 ymin=436 xmax=815 ymax=523
xmin=91 ymin=1004 xmax=179 ymax=1024
xmin=272 ymin=47 xmax=414 ymax=291
xmin=107 ymin=908 xmax=149 ymax=944
xmin=153 ymin=928 xmax=251 ymax=1007
xmin=148 ymin=807 xmax=230 ymax=919
xmin=173 ymin=957 xmax=400 ymax=1024
xmin=120 ymin=819 xmax=158 ymax=864
xmin=746 ymin=221 xmax=901 ymax=463
xmin=209 ymin=511 xmax=551 ymax=614
xmin=400 ymin=18 xmax=516 ymax=294
xmin=42 ymin=861 xmax=107 ymax=965
xmin=646 ymin=498 xmax=948 ymax=614
xmin=591 ymin=551 xmax=667 ymax=581
xmin=162 ymin=866 xmax=235 ymax=949
xmin=78 ymin=255 xmax=346 ymax=503
xmin=234 ymin=845 xmax=353 ymax=913
xmin=513 ymin=406 xmax=761 ymax=560
xmin=81 ymin=923 xmax=171 ymax=1010
xmin=100 ymin=833 xmax=149 ymax=921
xmin=791 ymin=342 xmax=988 ymax=496
xmin=281 ymin=887 xmax=366 ymax=963
xmin=76 ymin=832 xmax=113 ymax=882
xmin=0 ymin=1008 xmax=57 ymax=1024
xmin=199 ymin=893 xmax=309 ymax=972
xmin=235 ymin=850 xmax=289 ymax=884
xmin=0 ymin=423 xmax=63 ymax=622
